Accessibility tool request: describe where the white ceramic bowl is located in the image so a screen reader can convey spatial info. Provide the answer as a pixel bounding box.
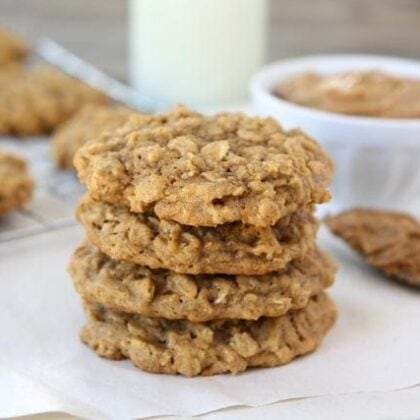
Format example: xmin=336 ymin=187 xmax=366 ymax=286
xmin=250 ymin=54 xmax=420 ymax=214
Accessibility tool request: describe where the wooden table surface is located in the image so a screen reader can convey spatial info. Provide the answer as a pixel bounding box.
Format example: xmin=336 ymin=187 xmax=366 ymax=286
xmin=1 ymin=0 xmax=420 ymax=81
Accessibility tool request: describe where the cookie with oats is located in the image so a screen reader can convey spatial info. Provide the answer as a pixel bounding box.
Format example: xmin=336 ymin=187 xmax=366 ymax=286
xmin=69 ymin=242 xmax=336 ymax=322
xmin=0 ymin=62 xmax=23 ymax=80
xmin=326 ymin=208 xmax=420 ymax=287
xmin=0 ymin=28 xmax=27 ymax=65
xmin=80 ymin=292 xmax=336 ymax=376
xmin=77 ymin=195 xmax=318 ymax=275
xmin=0 ymin=150 xmax=34 ymax=215
xmin=0 ymin=66 xmax=108 ymax=135
xmin=74 ymin=106 xmax=333 ymax=227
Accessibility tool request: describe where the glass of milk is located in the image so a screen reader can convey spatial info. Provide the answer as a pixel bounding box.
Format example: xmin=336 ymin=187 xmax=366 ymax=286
xmin=129 ymin=0 xmax=268 ymax=107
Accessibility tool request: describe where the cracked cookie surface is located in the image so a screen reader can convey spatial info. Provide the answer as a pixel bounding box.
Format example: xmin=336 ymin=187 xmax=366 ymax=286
xmin=74 ymin=106 xmax=333 ymax=227
xmin=69 ymin=242 xmax=335 ymax=322
xmin=0 ymin=150 xmax=34 ymax=215
xmin=77 ymin=195 xmax=318 ymax=275
xmin=80 ymin=292 xmax=336 ymax=376
xmin=52 ymin=105 xmax=135 ymax=168
xmin=326 ymin=208 xmax=420 ymax=286
xmin=0 ymin=66 xmax=108 ymax=135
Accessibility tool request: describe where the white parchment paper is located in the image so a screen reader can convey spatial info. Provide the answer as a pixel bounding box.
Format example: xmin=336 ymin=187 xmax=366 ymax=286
xmin=0 ymin=224 xmax=419 ymax=419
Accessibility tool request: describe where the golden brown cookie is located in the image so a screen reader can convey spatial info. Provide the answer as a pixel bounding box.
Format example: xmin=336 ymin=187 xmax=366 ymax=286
xmin=80 ymin=292 xmax=336 ymax=376
xmin=326 ymin=208 xmax=420 ymax=286
xmin=74 ymin=106 xmax=333 ymax=227
xmin=0 ymin=62 xmax=23 ymax=79
xmin=76 ymin=195 xmax=318 ymax=275
xmin=69 ymin=242 xmax=335 ymax=322
xmin=0 ymin=28 xmax=27 ymax=65
xmin=0 ymin=65 xmax=109 ymax=135
xmin=52 ymin=105 xmax=136 ymax=169
xmin=0 ymin=150 xmax=34 ymax=215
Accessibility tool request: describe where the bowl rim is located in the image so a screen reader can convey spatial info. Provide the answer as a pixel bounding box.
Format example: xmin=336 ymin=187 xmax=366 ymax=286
xmin=250 ymin=53 xmax=420 ymax=128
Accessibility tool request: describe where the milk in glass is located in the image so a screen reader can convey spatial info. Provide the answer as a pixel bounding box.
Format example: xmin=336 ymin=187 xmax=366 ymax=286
xmin=129 ymin=0 xmax=267 ymax=106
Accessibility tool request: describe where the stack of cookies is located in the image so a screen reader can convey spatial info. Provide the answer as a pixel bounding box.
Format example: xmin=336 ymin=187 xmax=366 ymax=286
xmin=69 ymin=106 xmax=337 ymax=376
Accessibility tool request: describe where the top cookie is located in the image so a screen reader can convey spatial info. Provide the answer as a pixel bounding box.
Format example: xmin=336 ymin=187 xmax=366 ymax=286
xmin=0 ymin=150 xmax=34 ymax=215
xmin=74 ymin=106 xmax=333 ymax=227
xmin=52 ymin=104 xmax=136 ymax=169
xmin=0 ymin=66 xmax=109 ymax=135
xmin=326 ymin=208 xmax=420 ymax=287
xmin=0 ymin=28 xmax=27 ymax=65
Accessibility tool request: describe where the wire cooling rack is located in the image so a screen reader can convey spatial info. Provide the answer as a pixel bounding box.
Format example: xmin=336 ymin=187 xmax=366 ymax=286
xmin=0 ymin=39 xmax=156 ymax=243
xmin=0 ymin=138 xmax=84 ymax=243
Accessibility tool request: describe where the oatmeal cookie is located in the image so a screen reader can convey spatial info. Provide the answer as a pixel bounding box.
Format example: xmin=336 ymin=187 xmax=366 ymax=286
xmin=0 ymin=65 xmax=108 ymax=135
xmin=0 ymin=150 xmax=34 ymax=215
xmin=0 ymin=28 xmax=27 ymax=65
xmin=0 ymin=62 xmax=23 ymax=79
xmin=52 ymin=105 xmax=135 ymax=169
xmin=326 ymin=208 xmax=420 ymax=286
xmin=74 ymin=106 xmax=333 ymax=227
xmin=69 ymin=242 xmax=335 ymax=322
xmin=77 ymin=195 xmax=318 ymax=275
xmin=80 ymin=292 xmax=336 ymax=376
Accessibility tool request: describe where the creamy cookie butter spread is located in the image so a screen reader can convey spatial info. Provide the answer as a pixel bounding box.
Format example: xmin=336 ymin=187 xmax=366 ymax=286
xmin=276 ymin=70 xmax=420 ymax=118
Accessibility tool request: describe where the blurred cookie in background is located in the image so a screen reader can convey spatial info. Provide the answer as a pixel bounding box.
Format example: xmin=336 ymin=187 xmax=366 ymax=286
xmin=326 ymin=208 xmax=420 ymax=287
xmin=0 ymin=27 xmax=28 ymax=65
xmin=0 ymin=61 xmax=23 ymax=78
xmin=52 ymin=105 xmax=136 ymax=169
xmin=0 ymin=149 xmax=34 ymax=216
xmin=0 ymin=65 xmax=109 ymax=136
